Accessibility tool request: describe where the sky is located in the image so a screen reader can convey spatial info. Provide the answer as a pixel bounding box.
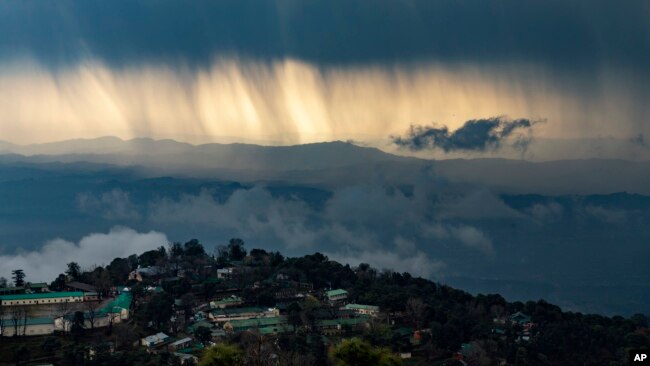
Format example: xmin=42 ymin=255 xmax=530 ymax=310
xmin=0 ymin=2 xmax=649 ymax=314
xmin=0 ymin=1 xmax=648 ymax=154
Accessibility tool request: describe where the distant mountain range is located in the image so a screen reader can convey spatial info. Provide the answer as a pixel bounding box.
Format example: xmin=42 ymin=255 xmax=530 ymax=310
xmin=1 ymin=137 xmax=649 ymax=195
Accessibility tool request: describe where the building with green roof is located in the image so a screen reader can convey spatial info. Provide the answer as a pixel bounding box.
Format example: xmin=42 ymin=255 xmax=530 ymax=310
xmin=325 ymin=289 xmax=348 ymax=304
xmin=224 ymin=316 xmax=288 ymax=332
xmin=100 ymin=292 xmax=132 ymax=319
xmin=510 ymin=312 xmax=532 ymax=325
xmin=209 ymin=306 xmax=279 ymax=322
xmin=210 ymin=295 xmax=243 ymax=309
xmin=0 ymin=291 xmax=84 ymax=306
xmin=0 ymin=317 xmax=55 ymax=337
xmin=0 ymin=282 xmax=49 ymax=296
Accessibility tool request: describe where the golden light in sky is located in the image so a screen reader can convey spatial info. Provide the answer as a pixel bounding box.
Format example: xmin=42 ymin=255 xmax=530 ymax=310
xmin=0 ymin=58 xmax=644 ymax=145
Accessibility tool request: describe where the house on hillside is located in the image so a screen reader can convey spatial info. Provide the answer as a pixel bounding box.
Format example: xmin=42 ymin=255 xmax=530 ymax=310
xmin=173 ymin=353 xmax=199 ymax=365
xmin=64 ymin=282 xmax=100 ymax=301
xmin=141 ymin=332 xmax=171 ymax=347
xmin=217 ymin=267 xmax=235 ymax=280
xmin=0 ymin=291 xmax=84 ymax=306
xmin=343 ymin=303 xmax=380 ymax=317
xmin=168 ymin=337 xmax=193 ymax=352
xmin=325 ymin=289 xmax=348 ymax=305
xmin=223 ymin=316 xmax=293 ymax=334
xmin=0 ymin=283 xmax=49 ymax=296
xmin=210 ymin=295 xmax=243 ymax=309
xmin=129 ymin=266 xmax=165 ymax=282
xmin=209 ymin=306 xmax=279 ymax=322
xmin=510 ymin=312 xmax=532 ymax=325
xmin=315 ymin=317 xmax=369 ymax=335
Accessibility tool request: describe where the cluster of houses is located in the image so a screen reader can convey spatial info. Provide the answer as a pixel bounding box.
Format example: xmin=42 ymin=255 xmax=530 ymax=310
xmin=133 ymin=279 xmax=388 ymax=364
xmin=140 ymin=285 xmax=382 ymax=346
xmin=0 ymin=282 xmax=132 ymax=337
xmin=1 ymin=261 xmax=405 ymax=365
xmin=492 ymin=311 xmax=535 ymax=342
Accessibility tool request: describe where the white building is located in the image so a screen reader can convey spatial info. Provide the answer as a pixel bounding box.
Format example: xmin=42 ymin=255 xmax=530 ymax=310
xmin=0 ymin=291 xmax=84 ymax=306
xmin=343 ymin=303 xmax=380 ymax=317
xmin=141 ymin=332 xmax=171 ymax=347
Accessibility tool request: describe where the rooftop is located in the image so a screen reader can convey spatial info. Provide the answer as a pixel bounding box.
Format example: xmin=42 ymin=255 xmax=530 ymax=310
xmin=66 ymin=281 xmax=97 ymax=292
xmin=228 ymin=316 xmax=287 ymax=328
xmin=344 ymin=303 xmax=379 ymax=311
xmin=143 ymin=332 xmax=170 ymax=343
xmin=257 ymin=324 xmax=295 ymax=334
xmin=316 ymin=317 xmax=369 ymax=327
xmin=211 ymin=306 xmax=268 ymax=316
xmin=170 ymin=337 xmax=193 ymax=346
xmin=24 ymin=317 xmax=55 ymax=325
xmin=100 ymin=292 xmax=132 ymax=314
xmin=325 ymin=289 xmax=348 ymax=298
xmin=0 ymin=291 xmax=84 ymax=301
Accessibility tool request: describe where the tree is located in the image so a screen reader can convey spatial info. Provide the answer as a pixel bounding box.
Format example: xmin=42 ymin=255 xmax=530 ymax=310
xmin=199 ymin=343 xmax=243 ymax=366
xmin=11 ymin=269 xmax=25 ymax=287
xmin=269 ymin=251 xmax=284 ymax=267
xmin=515 ymin=347 xmax=528 ymax=366
xmin=50 ymin=273 xmax=67 ymax=292
xmin=66 ymin=262 xmax=81 ymax=281
xmin=287 ymin=302 xmax=303 ymax=331
xmin=0 ymin=276 xmax=7 ymax=287
xmin=40 ymin=337 xmax=62 ymax=355
xmin=405 ymin=298 xmax=427 ymax=329
xmin=228 ymin=238 xmax=247 ymax=261
xmin=180 ymin=292 xmax=197 ymax=323
xmin=139 ymin=248 xmax=166 ymax=267
xmin=195 ymin=326 xmax=212 ymax=345
xmin=184 ymin=239 xmax=206 ymax=257
xmin=84 ymin=300 xmax=102 ymax=329
xmin=107 ymin=257 xmax=132 ymax=285
xmin=0 ymin=306 xmax=6 ymax=336
xmin=127 ymin=254 xmax=139 ymax=271
xmin=631 ymin=313 xmax=648 ymax=328
xmin=70 ymin=311 xmax=86 ymax=342
xmin=10 ymin=307 xmax=28 ymax=336
xmin=144 ymin=293 xmax=174 ymax=330
xmin=12 ymin=345 xmax=29 ymax=366
xmin=90 ymin=266 xmax=111 ymax=298
xmin=329 ymin=339 xmax=402 ymax=366
xmin=54 ymin=299 xmax=73 ymax=321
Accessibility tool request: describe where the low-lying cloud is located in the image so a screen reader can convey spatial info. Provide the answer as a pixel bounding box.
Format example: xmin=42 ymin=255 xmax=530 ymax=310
xmin=424 ymin=224 xmax=494 ymax=256
xmin=0 ymin=227 xmax=168 ymax=283
xmin=326 ymin=248 xmax=446 ymax=279
xmin=392 ymin=117 xmax=541 ymax=153
xmin=145 ymin=183 xmax=501 ymax=277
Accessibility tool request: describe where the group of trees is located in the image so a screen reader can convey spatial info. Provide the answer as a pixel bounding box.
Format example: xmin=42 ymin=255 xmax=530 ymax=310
xmin=197 ymin=338 xmax=401 ymax=366
xmin=0 ymin=269 xmax=26 ymax=288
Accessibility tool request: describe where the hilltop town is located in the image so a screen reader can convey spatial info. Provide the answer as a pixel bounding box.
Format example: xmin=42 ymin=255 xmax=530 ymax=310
xmin=0 ymin=239 xmax=648 ymax=366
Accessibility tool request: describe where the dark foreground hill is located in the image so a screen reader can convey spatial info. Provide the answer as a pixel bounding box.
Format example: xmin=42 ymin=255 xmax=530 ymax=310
xmin=1 ymin=240 xmax=647 ymax=366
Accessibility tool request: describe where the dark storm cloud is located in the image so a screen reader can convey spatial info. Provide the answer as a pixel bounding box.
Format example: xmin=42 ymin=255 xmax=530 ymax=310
xmin=0 ymin=0 xmax=648 ymax=72
xmin=392 ymin=117 xmax=539 ymax=152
